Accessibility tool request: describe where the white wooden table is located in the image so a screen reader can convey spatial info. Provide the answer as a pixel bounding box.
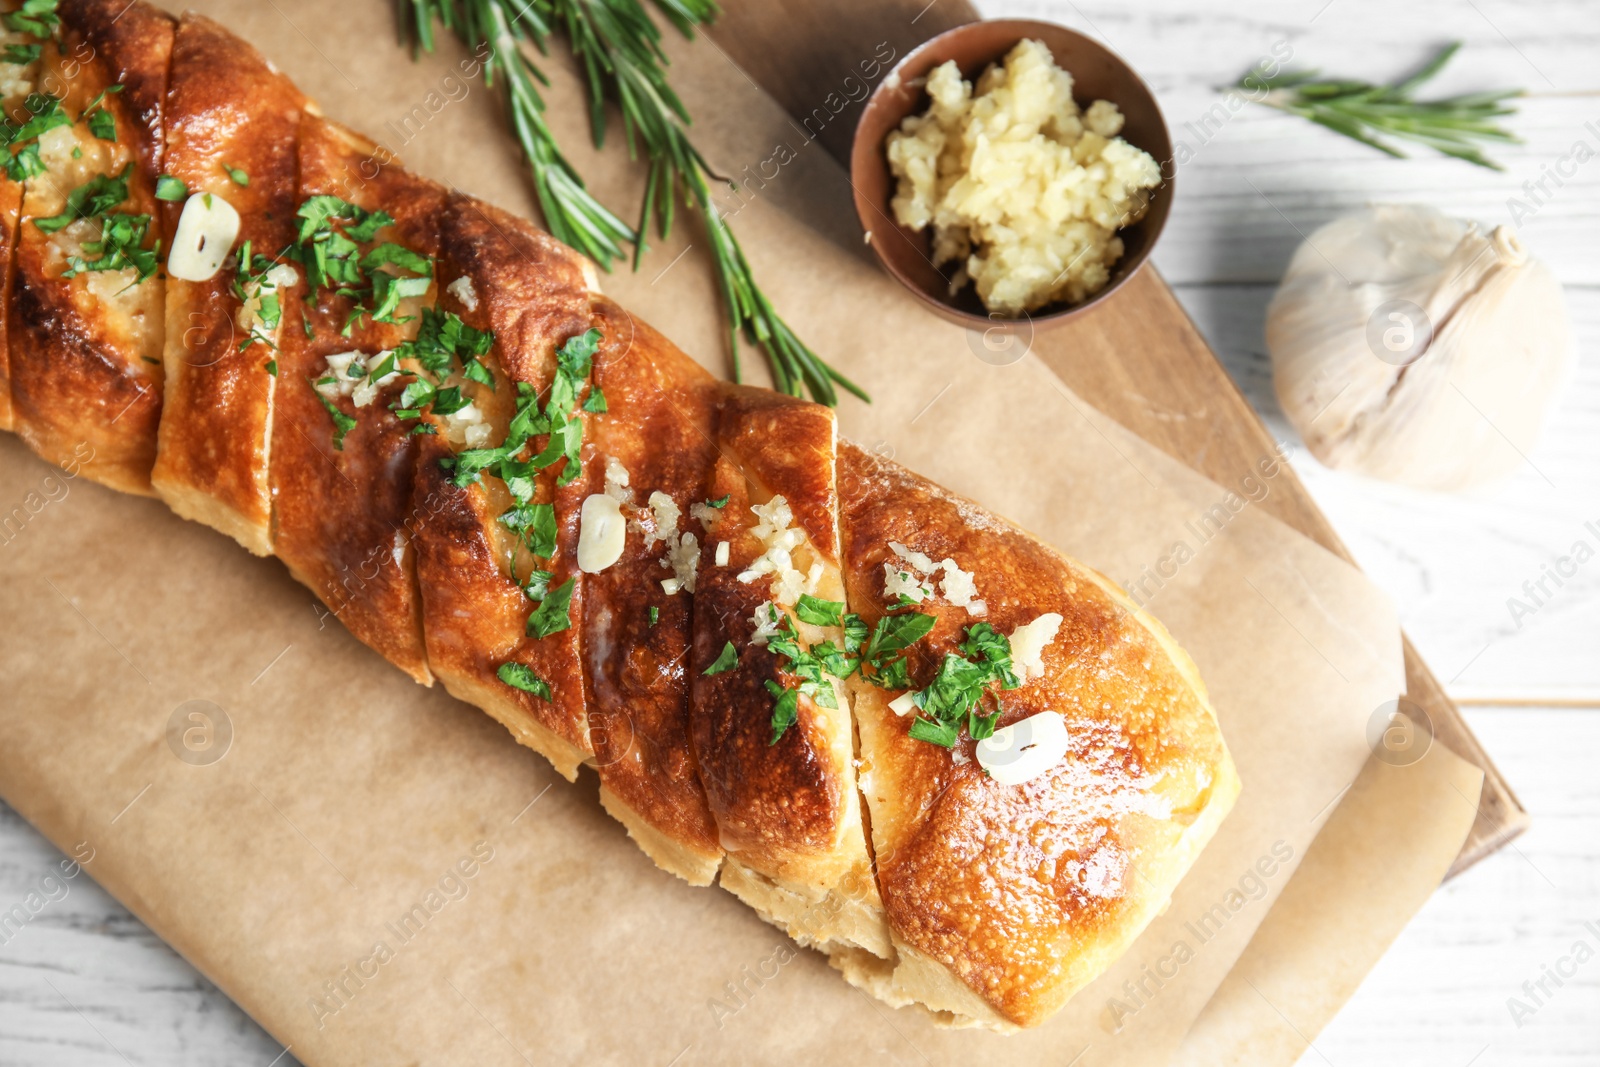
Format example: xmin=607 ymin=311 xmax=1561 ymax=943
xmin=2 ymin=0 xmax=1597 ymax=1063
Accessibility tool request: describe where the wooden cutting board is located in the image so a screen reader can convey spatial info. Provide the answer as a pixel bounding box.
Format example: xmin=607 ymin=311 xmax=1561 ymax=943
xmin=706 ymin=0 xmax=1524 ymax=877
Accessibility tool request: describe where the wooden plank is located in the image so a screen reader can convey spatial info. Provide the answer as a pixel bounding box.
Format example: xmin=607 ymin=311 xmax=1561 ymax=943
xmin=705 ymin=0 xmax=1526 ymax=876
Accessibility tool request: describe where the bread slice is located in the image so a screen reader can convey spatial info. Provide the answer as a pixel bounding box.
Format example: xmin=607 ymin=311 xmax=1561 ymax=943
xmin=7 ymin=0 xmax=172 ymax=493
xmin=691 ymin=387 xmax=890 ymax=959
xmin=410 ymin=191 xmax=598 ymax=781
xmin=834 ymin=440 xmax=1241 ymax=1029
xmin=581 ymin=296 xmax=725 ymax=885
xmin=0 ymin=0 xmax=49 ymax=434
xmin=266 ymin=114 xmax=442 ymax=685
xmin=150 ymin=13 xmax=304 ymax=554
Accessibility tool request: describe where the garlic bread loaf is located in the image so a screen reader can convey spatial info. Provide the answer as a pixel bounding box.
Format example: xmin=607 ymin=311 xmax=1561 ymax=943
xmin=0 ymin=0 xmax=1238 ymax=1032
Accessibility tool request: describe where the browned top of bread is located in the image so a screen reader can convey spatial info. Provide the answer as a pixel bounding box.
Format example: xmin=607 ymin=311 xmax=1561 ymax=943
xmin=438 ymin=192 xmax=594 ymax=385
xmin=582 ymin=296 xmax=724 ymax=877
xmin=838 ymin=440 xmax=1238 ymax=1027
xmin=60 ymin=0 xmax=172 ymax=177
xmin=411 ymin=190 xmax=596 ymax=775
xmin=6 ymin=5 xmax=172 ymax=493
xmin=151 ymin=13 xmax=306 ymax=550
xmin=690 ymin=387 xmax=863 ymax=883
xmin=715 ymin=385 xmax=839 ymax=560
xmin=267 ymin=115 xmax=444 ymax=684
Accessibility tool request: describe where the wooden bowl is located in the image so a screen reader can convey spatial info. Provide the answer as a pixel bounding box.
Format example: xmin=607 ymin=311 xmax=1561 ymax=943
xmin=850 ymin=20 xmax=1173 ymax=331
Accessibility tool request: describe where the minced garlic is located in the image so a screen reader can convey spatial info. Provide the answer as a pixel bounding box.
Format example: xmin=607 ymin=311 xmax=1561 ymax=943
xmin=886 ymin=38 xmax=1161 ymax=315
xmin=736 ymin=495 xmax=814 ymax=606
xmin=882 ymin=541 xmax=985 ymax=616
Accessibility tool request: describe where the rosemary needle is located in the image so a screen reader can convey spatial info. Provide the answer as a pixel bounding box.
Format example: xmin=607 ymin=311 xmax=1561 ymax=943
xmin=1239 ymin=42 xmax=1521 ymax=171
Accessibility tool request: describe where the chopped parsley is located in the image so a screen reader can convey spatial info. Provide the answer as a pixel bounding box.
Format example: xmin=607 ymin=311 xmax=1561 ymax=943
xmin=765 ymin=680 xmax=799 ymax=745
xmin=421 ymin=326 xmax=600 ymax=644
xmin=496 ymin=662 xmax=551 ymax=700
xmin=232 ymin=240 xmax=292 ymax=352
xmin=35 ymin=165 xmax=160 ymax=282
xmin=154 ymin=175 xmax=187 ymax=201
xmin=264 ymin=359 xmax=277 ymax=377
xmin=3 ymin=93 xmax=71 ymax=180
xmin=311 ymin=383 xmax=357 ymax=450
xmin=63 ymin=209 xmax=159 ymax=280
xmin=526 ymin=576 xmax=575 ymax=638
xmin=705 ymin=493 xmax=730 ymax=508
xmin=753 ymin=600 xmax=1008 ymax=749
xmin=648 ymin=606 xmax=659 ymax=626
xmin=908 ymin=716 xmax=958 ymax=747
xmin=224 ymin=163 xmax=249 ymax=186
xmin=392 ymin=306 xmax=492 ymax=395
xmin=444 ymin=327 xmax=599 ymax=493
xmin=703 ymin=641 xmax=739 ymax=676
xmin=899 ymin=623 xmax=1018 ymax=749
xmin=3 ymin=0 xmax=58 ymax=40
xmin=286 ymin=195 xmax=432 ymax=334
xmin=759 ymin=613 xmax=849 ymax=744
xmin=766 ymin=615 xmax=850 ymax=709
xmin=858 ymin=610 xmax=935 ymax=690
xmin=82 ymin=85 xmax=122 ymax=142
xmin=520 ymin=568 xmax=553 ymax=602
xmin=794 ymin=593 xmax=844 ymax=627
xmin=499 ymin=501 xmax=557 ymax=560
xmin=581 ymin=385 xmax=607 ymax=413
xmin=749 ymin=598 xmax=936 ymax=745
xmin=2 ymin=43 xmax=40 ymax=66
xmin=35 ymin=164 xmax=131 ymax=233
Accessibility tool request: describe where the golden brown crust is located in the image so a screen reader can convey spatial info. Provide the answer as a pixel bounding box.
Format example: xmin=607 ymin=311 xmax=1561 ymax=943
xmin=837 ymin=439 xmax=1239 ymax=1027
xmin=438 ymin=192 xmax=595 ymax=384
xmin=0 ymin=0 xmax=42 ymax=434
xmin=150 ymin=13 xmax=304 ymax=552
xmin=59 ymin=0 xmax=171 ymax=178
xmin=689 ymin=387 xmax=887 ymax=954
xmin=0 ymin=176 xmax=18 ymax=433
xmin=267 ymin=115 xmax=439 ymax=685
xmin=691 ymin=452 xmax=844 ymax=864
xmin=582 ymin=296 xmax=723 ymax=883
xmin=715 ymin=386 xmax=839 ymax=558
xmin=7 ymin=11 xmax=172 ymax=495
xmin=411 ymin=191 xmax=596 ymax=778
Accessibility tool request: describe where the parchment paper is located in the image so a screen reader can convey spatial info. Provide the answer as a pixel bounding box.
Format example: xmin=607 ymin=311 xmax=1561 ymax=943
xmin=0 ymin=2 xmax=1466 ymax=1064
xmin=1177 ymin=721 xmax=1484 ymax=1065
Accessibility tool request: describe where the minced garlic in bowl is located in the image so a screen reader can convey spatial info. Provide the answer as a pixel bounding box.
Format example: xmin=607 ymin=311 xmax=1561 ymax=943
xmin=886 ymin=38 xmax=1162 ymax=316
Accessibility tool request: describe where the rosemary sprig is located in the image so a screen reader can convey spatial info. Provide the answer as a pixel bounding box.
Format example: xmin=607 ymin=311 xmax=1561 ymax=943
xmin=1240 ymin=42 xmax=1521 ymax=171
xmin=404 ymin=0 xmax=867 ymax=405
xmin=403 ymin=0 xmax=634 ymax=268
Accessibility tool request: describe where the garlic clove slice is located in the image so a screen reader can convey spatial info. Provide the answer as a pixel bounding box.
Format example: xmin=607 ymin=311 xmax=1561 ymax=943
xmin=167 ymin=192 xmax=241 ymax=282
xmin=976 ymin=710 xmax=1069 ymax=785
xmin=578 ymin=493 xmax=626 ymax=573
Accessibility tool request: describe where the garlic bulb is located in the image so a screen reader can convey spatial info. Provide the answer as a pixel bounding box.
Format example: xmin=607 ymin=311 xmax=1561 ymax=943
xmin=1267 ymin=205 xmax=1572 ymax=491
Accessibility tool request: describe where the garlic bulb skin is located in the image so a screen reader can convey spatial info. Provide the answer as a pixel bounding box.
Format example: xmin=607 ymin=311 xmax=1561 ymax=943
xmin=1267 ymin=205 xmax=1573 ymax=491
